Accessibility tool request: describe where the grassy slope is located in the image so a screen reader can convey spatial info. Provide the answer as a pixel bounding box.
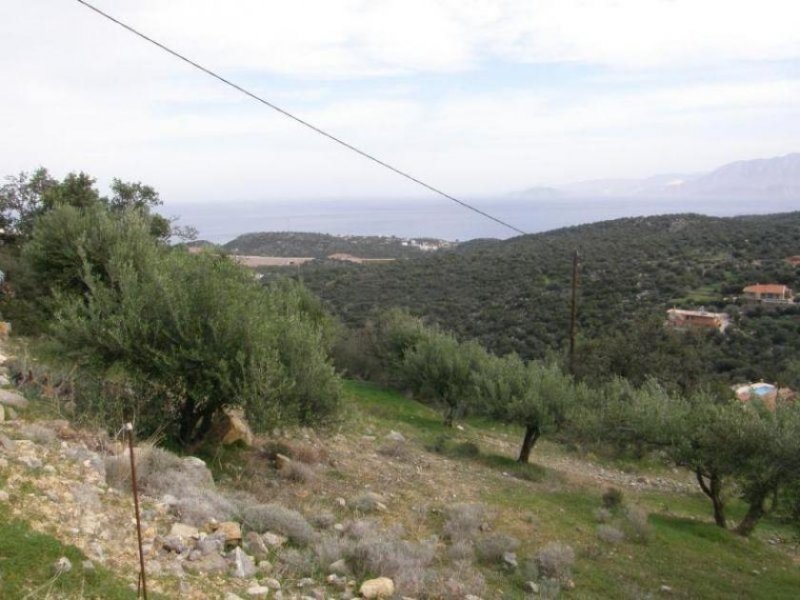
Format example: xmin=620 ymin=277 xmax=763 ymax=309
xmin=0 ymin=503 xmax=141 ymax=599
xmin=345 ymin=380 xmax=800 ymax=599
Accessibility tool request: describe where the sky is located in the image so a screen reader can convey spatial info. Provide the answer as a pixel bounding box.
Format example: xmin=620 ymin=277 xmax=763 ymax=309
xmin=1 ymin=0 xmax=799 ymax=207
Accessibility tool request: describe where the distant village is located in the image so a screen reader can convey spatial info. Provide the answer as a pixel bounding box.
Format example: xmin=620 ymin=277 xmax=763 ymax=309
xmin=666 ymin=255 xmax=799 ymax=408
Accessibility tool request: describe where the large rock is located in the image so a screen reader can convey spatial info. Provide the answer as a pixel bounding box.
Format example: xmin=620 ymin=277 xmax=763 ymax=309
xmin=211 ymin=408 xmax=255 ymax=447
xmin=243 ymin=531 xmax=270 ymax=559
xmin=359 ymin=577 xmax=394 ymax=599
xmin=183 ymin=552 xmax=229 ymax=575
xmin=229 ymin=547 xmax=257 ymax=578
xmin=170 ymin=522 xmax=200 ymax=539
xmin=216 ymin=521 xmax=242 ymax=545
xmin=0 ymin=389 xmax=28 ymax=409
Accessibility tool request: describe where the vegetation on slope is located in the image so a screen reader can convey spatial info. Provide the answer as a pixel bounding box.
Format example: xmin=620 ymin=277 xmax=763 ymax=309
xmin=224 ymin=231 xmax=453 ymax=258
xmin=296 ymin=213 xmax=800 ymax=387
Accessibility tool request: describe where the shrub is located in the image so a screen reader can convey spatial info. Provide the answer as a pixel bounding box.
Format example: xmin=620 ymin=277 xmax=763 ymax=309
xmin=279 ymin=459 xmax=316 ymax=483
xmin=315 ymin=533 xmax=354 ymax=567
xmin=350 ymin=537 xmax=437 ymax=596
xmin=474 ymin=534 xmax=520 ymax=564
xmin=593 ymin=507 xmax=613 ymax=523
xmin=352 ymin=493 xmax=385 ymax=514
xmin=622 ymin=505 xmax=652 ymax=543
xmin=602 ymin=487 xmax=624 ymax=511
xmin=310 ymin=511 xmax=336 ymax=529
xmin=427 ymin=560 xmax=487 ymax=600
xmin=20 ymin=424 xmax=57 ymax=446
xmin=241 ymin=503 xmax=315 ymax=546
xmin=442 ymin=503 xmax=487 ymax=542
xmin=446 ymin=539 xmax=475 ymax=561
xmin=596 ymin=524 xmax=625 ymax=544
xmin=450 ymin=441 xmax=480 ymax=458
xmin=535 ymin=542 xmax=575 ymax=582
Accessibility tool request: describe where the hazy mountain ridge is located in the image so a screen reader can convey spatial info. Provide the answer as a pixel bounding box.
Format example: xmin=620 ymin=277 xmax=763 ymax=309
xmin=513 ymin=153 xmax=800 ymax=200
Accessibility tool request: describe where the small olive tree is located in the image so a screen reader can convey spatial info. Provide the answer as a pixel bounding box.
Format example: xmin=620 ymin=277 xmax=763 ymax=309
xmin=478 ymin=355 xmax=575 ymax=463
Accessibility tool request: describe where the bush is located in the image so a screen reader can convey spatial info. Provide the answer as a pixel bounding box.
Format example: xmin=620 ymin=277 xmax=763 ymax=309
xmin=596 ymin=524 xmax=625 ymax=544
xmin=602 ymin=487 xmax=624 ymax=511
xmin=474 ymin=533 xmax=520 ymax=564
xmin=28 ymin=204 xmax=341 ymax=446
xmin=442 ymin=503 xmax=487 ymax=542
xmin=622 ymin=505 xmax=652 ymax=543
xmin=241 ymin=503 xmax=315 ymax=546
xmin=535 ymin=542 xmax=575 ymax=582
xmin=279 ymin=459 xmax=316 ymax=483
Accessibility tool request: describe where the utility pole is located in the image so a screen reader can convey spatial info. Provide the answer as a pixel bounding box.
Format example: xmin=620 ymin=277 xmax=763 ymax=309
xmin=569 ymin=250 xmax=580 ymax=375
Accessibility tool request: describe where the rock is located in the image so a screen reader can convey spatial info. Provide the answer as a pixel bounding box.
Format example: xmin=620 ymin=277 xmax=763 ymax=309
xmin=0 ymin=433 xmax=17 ymax=452
xmin=524 ymin=581 xmax=539 ymax=593
xmin=196 ymin=532 xmax=226 ymax=555
xmin=183 ymin=552 xmax=229 ymax=575
xmin=297 ymin=577 xmax=315 ymax=588
xmin=0 ymin=374 xmax=9 ymax=386
xmin=326 ymin=574 xmax=347 ymax=588
xmin=217 ymin=521 xmax=243 ymax=545
xmin=257 ymin=560 xmax=274 ymax=574
xmin=359 ymin=577 xmax=395 ymax=599
xmin=18 ymin=456 xmax=42 ymax=470
xmin=243 ymin=531 xmax=270 ymax=559
xmin=263 ymin=577 xmax=281 ymax=590
xmin=335 ymin=497 xmax=347 ymax=508
xmin=170 ymin=522 xmax=200 ymax=539
xmin=0 ymin=491 xmax=9 ymax=502
xmin=0 ymin=389 xmax=28 ymax=409
xmin=262 ymin=532 xmax=287 ymax=547
xmin=660 ymin=585 xmax=673 ymax=593
xmin=82 ymin=560 xmax=95 ymax=573
xmin=212 ymin=407 xmax=255 ymax=447
xmin=52 ymin=556 xmax=73 ymax=575
xmin=329 ymin=559 xmax=350 ymax=575
xmin=274 ymin=453 xmax=292 ymax=470
xmin=225 ymin=593 xmax=246 ymax=600
xmin=385 ymin=430 xmax=406 ymax=443
xmin=229 ymin=547 xmax=256 ymax=578
xmin=246 ymin=588 xmax=270 ymax=600
xmin=0 ymin=457 xmax=7 ymax=469
xmin=502 ymin=551 xmax=518 ymax=569
xmin=161 ymin=535 xmax=187 ymax=554
xmin=5 ymin=406 xmax=16 ymax=421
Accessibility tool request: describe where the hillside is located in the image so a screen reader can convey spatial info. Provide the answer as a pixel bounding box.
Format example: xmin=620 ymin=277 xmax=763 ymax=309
xmin=294 ymin=212 xmax=800 ymax=385
xmin=223 ymin=232 xmax=455 ymax=259
xmin=4 ymin=369 xmax=800 ymax=599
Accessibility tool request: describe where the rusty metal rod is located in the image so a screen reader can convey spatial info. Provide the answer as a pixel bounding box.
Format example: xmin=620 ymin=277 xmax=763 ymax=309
xmin=125 ymin=422 xmax=148 ymax=599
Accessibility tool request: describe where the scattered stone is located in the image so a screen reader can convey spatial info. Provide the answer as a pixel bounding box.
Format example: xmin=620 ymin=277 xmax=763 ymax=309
xmin=326 ymin=574 xmax=347 ymax=588
xmin=243 ymin=531 xmax=270 ymax=559
xmin=197 ymin=532 xmax=226 ymax=555
xmin=524 ymin=581 xmax=539 ymax=593
xmin=0 ymin=457 xmax=7 ymax=469
xmin=385 ymin=430 xmax=406 ymax=443
xmin=161 ymin=535 xmax=187 ymax=554
xmin=502 ymin=551 xmax=518 ymax=569
xmin=229 ymin=547 xmax=256 ymax=578
xmin=212 ymin=407 xmax=255 ymax=447
xmin=170 ymin=522 xmax=200 ymax=539
xmin=274 ymin=453 xmax=292 ymax=470
xmin=297 ymin=577 xmax=315 ymax=588
xmin=246 ymin=585 xmax=270 ymax=599
xmin=359 ymin=577 xmax=395 ymax=599
xmin=263 ymin=577 xmax=281 ymax=590
xmin=329 ymin=559 xmax=350 ymax=576
xmin=0 ymin=433 xmax=15 ymax=452
xmin=217 ymin=520 xmax=243 ymax=545
xmin=660 ymin=585 xmax=673 ymax=593
xmin=225 ymin=593 xmax=246 ymax=600
xmin=335 ymin=497 xmax=347 ymax=508
xmin=257 ymin=560 xmax=274 ymax=574
xmin=0 ymin=490 xmax=9 ymax=502
xmin=18 ymin=456 xmax=43 ymax=470
xmin=262 ymin=532 xmax=287 ymax=547
xmin=82 ymin=560 xmax=95 ymax=573
xmin=52 ymin=556 xmax=73 ymax=575
xmin=183 ymin=552 xmax=229 ymax=575
xmin=0 ymin=389 xmax=28 ymax=409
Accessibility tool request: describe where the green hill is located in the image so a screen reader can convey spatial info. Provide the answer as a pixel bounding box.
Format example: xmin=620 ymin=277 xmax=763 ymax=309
xmin=294 ymin=212 xmax=800 ymax=386
xmin=223 ymin=231 xmax=455 ymax=258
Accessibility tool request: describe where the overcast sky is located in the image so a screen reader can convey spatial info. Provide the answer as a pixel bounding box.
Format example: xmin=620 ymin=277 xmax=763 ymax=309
xmin=1 ymin=0 xmax=798 ymax=206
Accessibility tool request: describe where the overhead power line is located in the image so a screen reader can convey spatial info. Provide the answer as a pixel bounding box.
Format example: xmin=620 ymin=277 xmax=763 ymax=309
xmin=73 ymin=0 xmax=528 ymax=236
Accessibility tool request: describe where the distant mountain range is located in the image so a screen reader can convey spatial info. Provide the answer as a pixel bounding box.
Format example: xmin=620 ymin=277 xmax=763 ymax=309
xmin=513 ymin=153 xmax=800 ymax=200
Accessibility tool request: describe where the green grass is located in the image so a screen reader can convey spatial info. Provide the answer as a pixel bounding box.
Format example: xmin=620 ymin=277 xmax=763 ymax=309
xmin=345 ymin=379 xmax=800 ymax=599
xmin=0 ymin=504 xmax=143 ymax=599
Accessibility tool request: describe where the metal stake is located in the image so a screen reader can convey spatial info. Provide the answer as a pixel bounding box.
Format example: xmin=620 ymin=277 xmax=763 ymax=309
xmin=125 ymin=423 xmax=148 ymax=599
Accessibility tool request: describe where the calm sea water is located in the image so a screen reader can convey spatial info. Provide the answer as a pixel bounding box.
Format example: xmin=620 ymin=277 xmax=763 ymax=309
xmin=161 ymin=196 xmax=798 ymax=244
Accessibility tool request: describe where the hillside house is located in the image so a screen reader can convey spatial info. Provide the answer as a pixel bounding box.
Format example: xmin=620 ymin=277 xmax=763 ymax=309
xmin=742 ymin=284 xmax=794 ymax=303
xmin=732 ymin=382 xmax=796 ymax=411
xmin=666 ymin=308 xmax=730 ymax=333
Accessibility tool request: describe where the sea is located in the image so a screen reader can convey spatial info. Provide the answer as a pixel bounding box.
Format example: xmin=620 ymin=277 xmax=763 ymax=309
xmin=161 ymin=196 xmax=798 ymax=245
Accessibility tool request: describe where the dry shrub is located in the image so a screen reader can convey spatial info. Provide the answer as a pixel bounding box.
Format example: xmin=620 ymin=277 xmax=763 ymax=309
xmin=446 ymin=539 xmax=475 ymax=562
xmin=353 ymin=493 xmax=385 ymax=513
xmin=276 ymin=547 xmax=317 ymax=578
xmin=279 ymin=459 xmax=316 ymax=483
xmin=593 ymin=507 xmax=613 ymax=523
xmin=602 ymin=487 xmax=624 ymax=511
xmin=315 ymin=533 xmax=355 ymax=567
xmin=242 ymin=503 xmax=315 ymax=546
xmin=474 ymin=533 xmax=520 ymax=564
xmin=310 ymin=511 xmax=336 ymax=530
xmin=442 ymin=503 xmax=487 ymax=542
xmin=291 ymin=442 xmax=326 ymax=465
xmin=20 ymin=424 xmax=57 ymax=446
xmin=350 ymin=537 xmax=437 ymax=596
xmin=377 ymin=440 xmax=410 ymax=460
xmin=535 ymin=542 xmax=575 ymax=583
xmin=596 ymin=524 xmax=625 ymax=544
xmin=173 ymin=489 xmax=236 ymax=525
xmin=622 ymin=505 xmax=652 ymax=543
xmin=425 ymin=560 xmax=487 ymax=600
xmin=345 ymin=518 xmax=381 ymax=540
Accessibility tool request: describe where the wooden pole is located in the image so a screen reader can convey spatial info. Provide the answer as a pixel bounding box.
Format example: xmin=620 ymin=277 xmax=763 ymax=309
xmin=125 ymin=423 xmax=148 ymax=600
xmin=569 ymin=250 xmax=580 ymax=375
